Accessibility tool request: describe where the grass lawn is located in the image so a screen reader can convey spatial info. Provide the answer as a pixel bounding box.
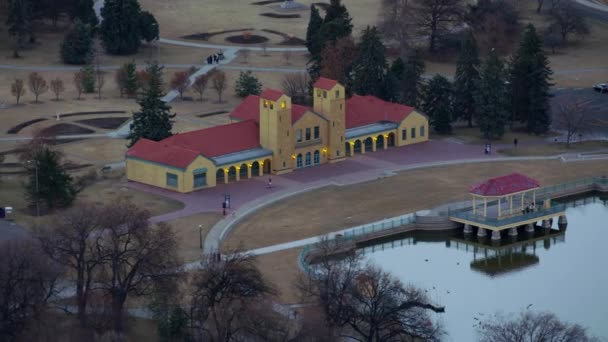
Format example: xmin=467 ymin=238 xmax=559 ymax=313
xmin=498 ymin=140 xmax=608 ymax=156
xmin=223 ymin=159 xmax=608 ymax=251
xmin=165 ymin=212 xmax=224 ymax=263
xmin=255 ymin=247 xmax=303 ymax=304
xmin=444 ymin=126 xmax=557 ymax=145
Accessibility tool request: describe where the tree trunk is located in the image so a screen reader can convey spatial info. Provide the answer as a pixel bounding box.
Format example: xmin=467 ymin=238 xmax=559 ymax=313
xmin=112 ymin=293 xmax=127 ymax=332
xmin=76 ymin=270 xmax=86 ymax=326
xmin=536 ymin=0 xmax=544 ymax=13
xmin=468 ymin=113 xmax=473 ymax=128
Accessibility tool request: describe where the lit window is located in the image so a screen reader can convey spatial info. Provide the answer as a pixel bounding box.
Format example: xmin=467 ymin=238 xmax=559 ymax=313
xmin=402 ymin=129 xmax=407 ymax=140
xmin=411 ymin=127 xmax=416 ymax=139
xmin=296 ymin=129 xmax=302 ymax=142
xmin=314 ymin=126 xmax=319 ymax=139
xmin=263 ymin=100 xmax=268 ymax=108
xmin=306 ymin=128 xmax=311 ymax=140
xmin=166 ymin=173 xmax=178 ymax=187
xmin=281 ymin=101 xmax=286 ymax=109
xmin=420 ymin=126 xmax=425 ymax=137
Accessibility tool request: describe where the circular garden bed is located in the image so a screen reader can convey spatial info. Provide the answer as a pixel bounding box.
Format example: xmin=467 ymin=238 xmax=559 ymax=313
xmin=225 ymin=34 xmax=269 ymax=44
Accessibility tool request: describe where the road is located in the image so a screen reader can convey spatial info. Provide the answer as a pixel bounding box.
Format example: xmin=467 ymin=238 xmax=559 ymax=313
xmin=569 ymin=0 xmax=608 ymax=21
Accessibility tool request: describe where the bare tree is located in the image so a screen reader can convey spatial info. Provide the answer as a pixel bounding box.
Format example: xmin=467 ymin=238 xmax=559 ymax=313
xmin=190 ymin=251 xmax=275 ymax=342
xmin=281 ymin=72 xmax=310 ymax=105
xmin=114 ymin=67 xmax=128 ymax=98
xmin=96 ymin=71 xmax=105 ymax=99
xmin=192 ymin=74 xmax=209 ymax=102
xmin=0 ymin=238 xmax=61 ymax=341
xmin=300 ymin=238 xmax=444 ymax=341
xmin=548 ymin=2 xmax=589 ymax=43
xmin=211 ymin=70 xmax=227 ymax=103
xmin=11 ymin=78 xmax=26 ymax=104
xmin=96 ymin=200 xmax=180 ymax=332
xmin=170 ymin=71 xmax=190 ymax=100
xmin=282 ymin=49 xmax=292 ymax=65
xmin=39 ymin=204 xmax=104 ymax=327
xmin=412 ymin=0 xmax=464 ymax=52
xmin=379 ymin=0 xmax=414 ymax=58
xmin=50 ymin=77 xmax=65 ymax=101
xmin=320 ymin=36 xmax=357 ymax=85
xmin=28 ymin=72 xmax=48 ymax=103
xmin=74 ymin=71 xmax=84 ymax=100
xmin=478 ymin=311 xmax=599 ymax=342
xmin=241 ymin=48 xmax=251 ymax=64
xmin=553 ymin=99 xmax=593 ymax=148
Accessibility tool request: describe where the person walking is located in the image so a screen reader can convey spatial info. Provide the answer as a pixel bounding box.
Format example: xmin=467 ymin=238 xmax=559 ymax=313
xmin=267 ymin=178 xmax=272 ymax=189
xmin=513 ymin=138 xmax=518 ymax=148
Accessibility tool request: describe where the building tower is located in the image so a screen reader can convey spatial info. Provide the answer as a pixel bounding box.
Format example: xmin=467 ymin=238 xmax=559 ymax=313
xmin=259 ymin=89 xmax=294 ymax=174
xmin=313 ymin=78 xmax=346 ymax=162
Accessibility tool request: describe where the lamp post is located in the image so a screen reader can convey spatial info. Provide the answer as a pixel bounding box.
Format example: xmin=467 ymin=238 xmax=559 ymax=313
xmin=199 ymin=224 xmax=203 ymax=249
xmin=27 ymin=160 xmax=39 ymax=217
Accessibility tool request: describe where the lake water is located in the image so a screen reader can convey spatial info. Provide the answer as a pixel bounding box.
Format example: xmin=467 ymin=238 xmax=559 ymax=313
xmin=364 ymin=194 xmax=608 ymax=341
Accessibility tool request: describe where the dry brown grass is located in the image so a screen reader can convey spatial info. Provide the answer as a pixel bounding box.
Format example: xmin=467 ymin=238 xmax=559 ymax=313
xmin=224 ymin=159 xmax=608 ymax=251
xmin=166 ymin=212 xmax=223 ymax=263
xmin=255 ymin=247 xmax=303 ymax=304
xmin=447 ymin=126 xmax=557 ymax=145
xmin=499 ymin=140 xmax=608 ymax=156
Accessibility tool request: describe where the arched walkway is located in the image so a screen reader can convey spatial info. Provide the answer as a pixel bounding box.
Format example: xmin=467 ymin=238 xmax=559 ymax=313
xmin=388 ymin=133 xmax=395 ymax=147
xmin=216 ymin=169 xmax=225 ymax=184
xmin=263 ymin=159 xmax=271 ymax=174
xmin=345 ymin=142 xmax=352 ymax=157
xmin=239 ymin=163 xmax=248 ymax=179
xmin=305 ymin=152 xmax=311 ymax=167
xmin=251 ymin=161 xmax=260 ymax=176
xmin=296 ymin=154 xmax=303 ymax=168
xmin=364 ymin=137 xmax=374 ymax=152
xmin=353 ymin=140 xmax=362 ymax=154
xmin=376 ymin=134 xmax=385 ymax=150
xmin=314 ymin=150 xmax=320 ymax=165
xmin=227 ymin=166 xmax=237 ymax=182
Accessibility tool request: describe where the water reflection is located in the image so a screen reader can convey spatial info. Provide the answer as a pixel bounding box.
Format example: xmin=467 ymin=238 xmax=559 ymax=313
xmin=362 ymin=193 xmax=608 ymax=341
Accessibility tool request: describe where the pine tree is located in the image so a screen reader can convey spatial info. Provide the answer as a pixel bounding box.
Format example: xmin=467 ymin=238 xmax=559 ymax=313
xmin=234 ymin=71 xmax=262 ymax=97
xmin=7 ymin=0 xmax=32 ymax=58
xmin=453 ymin=31 xmax=480 ymax=127
xmin=60 ymin=20 xmax=93 ymax=65
xmin=475 ymin=50 xmax=510 ymax=140
xmin=422 ymin=75 xmax=453 ymax=134
xmin=128 ymin=62 xmax=175 ymax=147
xmin=138 ymin=10 xmax=159 ymax=43
xmin=100 ymin=0 xmax=142 ymax=55
xmin=306 ymin=5 xmax=323 ymax=54
xmin=26 ymin=147 xmax=78 ymax=211
xmin=401 ymin=51 xmax=426 ymax=107
xmin=81 ymin=64 xmax=96 ymax=93
xmin=125 ymin=61 xmax=138 ymax=97
xmin=352 ymin=26 xmax=387 ymax=97
xmin=324 ymin=0 xmax=353 ymax=31
xmin=70 ymin=0 xmax=98 ymax=28
xmin=510 ymin=24 xmax=553 ymax=134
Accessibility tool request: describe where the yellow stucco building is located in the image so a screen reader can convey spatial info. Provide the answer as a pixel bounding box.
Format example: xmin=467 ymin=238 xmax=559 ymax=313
xmin=126 ymin=78 xmax=429 ymax=193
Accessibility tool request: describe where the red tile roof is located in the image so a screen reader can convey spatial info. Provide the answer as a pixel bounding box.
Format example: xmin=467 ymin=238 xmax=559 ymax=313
xmin=260 ymin=89 xmax=284 ymax=101
xmin=345 ymin=95 xmax=415 ymax=129
xmin=230 ymin=95 xmax=312 ymax=124
xmin=127 ymin=138 xmax=200 ymax=169
xmin=126 ymin=120 xmax=261 ymax=168
xmin=470 ymin=173 xmax=540 ymax=197
xmin=314 ymin=77 xmax=338 ymax=90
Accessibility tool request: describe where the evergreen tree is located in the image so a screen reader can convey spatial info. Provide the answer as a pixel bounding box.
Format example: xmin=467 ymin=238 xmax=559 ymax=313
xmin=390 ymin=58 xmax=405 ymax=81
xmin=138 ymin=10 xmax=159 ymax=43
xmin=324 ymin=0 xmax=353 ymax=31
xmin=422 ymin=75 xmax=453 ymax=134
xmin=475 ymin=50 xmax=510 ymax=140
xmin=125 ymin=61 xmax=138 ymax=97
xmin=81 ymin=64 xmax=96 ymax=92
xmin=100 ymin=0 xmax=142 ymax=55
xmin=128 ymin=62 xmax=175 ymax=147
xmin=26 ymin=147 xmax=77 ymax=211
xmin=234 ymin=71 xmax=262 ymax=97
xmin=453 ymin=31 xmax=480 ymax=127
xmin=351 ymin=26 xmax=387 ymax=97
xmin=7 ymin=0 xmax=32 ymax=58
xmin=60 ymin=20 xmax=94 ymax=65
xmin=70 ymin=0 xmax=98 ymax=28
xmin=401 ymin=51 xmax=426 ymax=107
xmin=509 ymin=24 xmax=553 ymax=134
xmin=306 ymin=5 xmax=323 ymax=54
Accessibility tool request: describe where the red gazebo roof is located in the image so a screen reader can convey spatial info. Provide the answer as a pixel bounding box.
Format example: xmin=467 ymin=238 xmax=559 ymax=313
xmin=470 ymin=173 xmax=540 ymax=197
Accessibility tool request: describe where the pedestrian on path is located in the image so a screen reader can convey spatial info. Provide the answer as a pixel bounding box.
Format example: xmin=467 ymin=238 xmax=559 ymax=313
xmin=267 ymin=178 xmax=272 ymax=189
xmin=513 ymin=138 xmax=518 ymax=148
xmin=213 ymin=54 xmax=219 ymax=64
xmin=207 ymin=55 xmax=212 ymax=65
xmin=484 ymin=144 xmax=489 ymax=155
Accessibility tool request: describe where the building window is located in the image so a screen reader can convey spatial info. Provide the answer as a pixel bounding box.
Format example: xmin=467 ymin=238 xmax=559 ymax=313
xmin=305 ymin=152 xmax=311 ymax=166
xmin=281 ymin=101 xmax=286 ymax=109
xmin=193 ymin=173 xmax=206 ymax=187
xmin=270 ymin=102 xmax=274 ymax=109
xmin=335 ymin=90 xmax=339 ymax=98
xmin=297 ymin=154 xmax=303 ymax=168
xmin=166 ymin=173 xmax=178 ymax=187
xmin=420 ymin=126 xmax=425 ymax=137
xmin=283 ymin=161 xmax=286 ymax=167
xmin=287 ymin=130 xmax=289 ymax=137
xmin=296 ymin=129 xmax=302 ymax=142
xmin=402 ymin=129 xmax=407 ymax=140
xmin=337 ymin=150 xmax=340 ymax=156
xmin=323 ymin=91 xmax=327 ymax=98
xmin=279 ymin=148 xmax=282 ymax=154
xmin=341 ymin=136 xmax=343 ymax=142
xmin=263 ymin=100 xmax=268 ymax=108
xmin=411 ymin=127 xmax=416 ymax=139
xmin=306 ymin=128 xmax=311 ymax=140
xmin=340 ymin=104 xmax=343 ymax=110
xmin=314 ymin=150 xmax=320 ymax=164
xmin=333 ymin=121 xmax=335 ymax=127
xmin=316 ymin=89 xmax=321 ymax=97
xmin=314 ymin=126 xmax=319 ymax=139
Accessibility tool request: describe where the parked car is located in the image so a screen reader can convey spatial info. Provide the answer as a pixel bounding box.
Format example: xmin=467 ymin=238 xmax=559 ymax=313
xmin=593 ymin=83 xmax=608 ymax=93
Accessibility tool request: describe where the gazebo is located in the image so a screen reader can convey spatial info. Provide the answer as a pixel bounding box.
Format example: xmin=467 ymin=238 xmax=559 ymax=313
xmin=470 ymin=173 xmax=540 ymax=219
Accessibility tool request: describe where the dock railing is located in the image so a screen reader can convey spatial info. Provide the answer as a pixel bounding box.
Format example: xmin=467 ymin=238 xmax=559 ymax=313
xmin=449 ymin=203 xmax=567 ymax=227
